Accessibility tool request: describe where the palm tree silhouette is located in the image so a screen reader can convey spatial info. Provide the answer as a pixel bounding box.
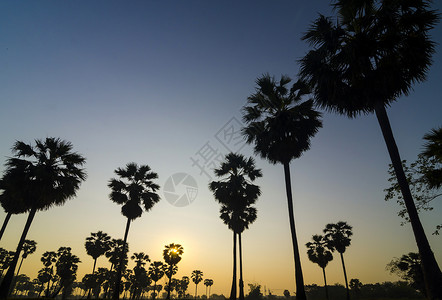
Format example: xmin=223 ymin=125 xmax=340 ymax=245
xmin=0 ymin=137 xmax=86 ymax=300
xmin=85 ymin=231 xmax=112 ymax=274
xmin=40 ymin=251 xmax=57 ymax=297
xmin=306 ymin=235 xmax=333 ymax=300
xmin=163 ymin=243 xmax=184 ymax=300
xmin=148 ymin=261 xmax=164 ymax=300
xmin=242 ymin=75 xmax=322 ymax=300
xmin=16 ymin=239 xmax=37 ymax=276
xmin=191 ymin=270 xmax=203 ymax=300
xmin=422 ymin=127 xmax=442 ymax=189
xmin=108 ymin=162 xmax=160 ymax=300
xmin=131 ymin=252 xmax=150 ymax=268
xmin=209 ymin=153 xmax=262 ymax=300
xmin=204 ymin=279 xmax=213 ymax=299
xmin=324 ymin=222 xmax=352 ymax=300
xmin=299 ymin=1 xmax=442 ymax=296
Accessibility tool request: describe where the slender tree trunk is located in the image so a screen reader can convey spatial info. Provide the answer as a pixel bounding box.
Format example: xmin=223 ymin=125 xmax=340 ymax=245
xmin=0 ymin=206 xmax=36 ymax=300
xmin=283 ymin=162 xmax=306 ymax=300
xmin=209 ymin=286 xmax=211 ymax=299
xmin=375 ymin=104 xmax=442 ymax=299
xmin=0 ymin=213 xmax=12 ymax=242
xmin=113 ymin=218 xmax=131 ymax=300
xmin=195 ymin=283 xmax=197 ymax=300
xmin=87 ymin=258 xmax=98 ymax=299
xmin=166 ymin=275 xmax=172 ymax=300
xmin=15 ymin=257 xmax=24 ymax=277
xmin=229 ymin=232 xmax=237 ymax=300
xmin=238 ymin=232 xmax=244 ymax=300
xmin=322 ymin=267 xmax=329 ymax=300
xmin=339 ymin=253 xmax=350 ymax=300
xmin=153 ymin=282 xmax=157 ymax=300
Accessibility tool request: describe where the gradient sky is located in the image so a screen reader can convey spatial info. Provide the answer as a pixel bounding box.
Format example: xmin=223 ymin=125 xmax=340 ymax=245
xmin=1 ymin=1 xmax=441 ymax=297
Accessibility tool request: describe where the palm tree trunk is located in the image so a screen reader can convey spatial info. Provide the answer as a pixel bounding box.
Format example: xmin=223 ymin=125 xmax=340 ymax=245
xmin=375 ymin=104 xmax=442 ymax=298
xmin=0 ymin=206 xmax=36 ymax=300
xmin=283 ymin=162 xmax=306 ymax=300
xmin=166 ymin=275 xmax=172 ymax=300
xmin=339 ymin=252 xmax=350 ymax=300
xmin=322 ymin=267 xmax=329 ymax=300
xmin=229 ymin=232 xmax=237 ymax=300
xmin=0 ymin=212 xmax=12 ymax=242
xmin=16 ymin=256 xmax=24 ymax=277
xmin=238 ymin=232 xmax=244 ymax=300
xmin=113 ymin=218 xmax=131 ymax=300
xmin=87 ymin=258 xmax=98 ymax=299
xmin=152 ymin=282 xmax=157 ymax=300
xmin=195 ymin=284 xmax=198 ymax=300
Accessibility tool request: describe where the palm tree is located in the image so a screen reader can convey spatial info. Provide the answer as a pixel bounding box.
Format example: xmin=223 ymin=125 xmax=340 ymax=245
xmin=85 ymin=231 xmax=112 ymax=274
xmin=131 ymin=252 xmax=150 ymax=268
xmin=204 ymin=279 xmax=213 ymax=299
xmin=191 ymin=270 xmax=203 ymax=299
xmin=242 ymin=75 xmax=322 ymax=300
xmin=109 ymin=163 xmax=160 ymax=300
xmin=53 ymin=247 xmax=81 ymax=300
xmin=163 ymin=243 xmax=184 ymax=300
xmin=209 ymin=153 xmax=262 ymax=300
xmin=148 ymin=261 xmax=164 ymax=300
xmin=422 ymin=127 xmax=442 ymax=189
xmin=306 ymin=235 xmax=333 ymax=300
xmin=0 ymin=137 xmax=86 ymax=300
xmin=324 ymin=222 xmax=352 ymax=300
xmin=299 ymin=1 xmax=442 ymax=297
xmin=16 ymin=239 xmax=37 ymax=276
xmin=40 ymin=251 xmax=58 ymax=297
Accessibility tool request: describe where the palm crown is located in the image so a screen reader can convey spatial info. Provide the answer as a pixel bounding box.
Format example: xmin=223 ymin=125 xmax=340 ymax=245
xmin=299 ymin=0 xmax=439 ymax=117
xmin=108 ymin=163 xmax=160 ymax=221
xmin=324 ymin=221 xmax=353 ymax=254
xmin=306 ymin=235 xmax=333 ymax=269
xmin=242 ymin=74 xmax=322 ymax=164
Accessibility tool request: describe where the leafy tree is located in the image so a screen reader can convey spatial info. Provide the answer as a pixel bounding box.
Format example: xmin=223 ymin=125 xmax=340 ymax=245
xmin=163 ymin=243 xmax=183 ymax=300
xmin=422 ymin=127 xmax=442 ymax=189
xmin=177 ymin=276 xmax=190 ymax=299
xmin=385 ymin=153 xmax=442 ymax=234
xmin=387 ymin=252 xmax=426 ymax=297
xmin=0 ymin=249 xmax=14 ymax=277
xmin=299 ymin=0 xmax=442 ymax=296
xmin=242 ymin=74 xmax=322 ymax=300
xmin=0 ymin=138 xmax=86 ymax=299
xmin=209 ymin=153 xmax=262 ymax=300
xmin=349 ymin=279 xmax=363 ymax=298
xmin=15 ymin=239 xmax=36 ymax=277
xmin=191 ymin=270 xmax=203 ymax=299
xmin=245 ymin=284 xmax=262 ymax=300
xmin=306 ymin=235 xmax=333 ymax=300
xmin=85 ymin=231 xmax=112 ymax=274
xmin=148 ymin=261 xmax=164 ymax=300
xmin=108 ymin=162 xmax=160 ymax=300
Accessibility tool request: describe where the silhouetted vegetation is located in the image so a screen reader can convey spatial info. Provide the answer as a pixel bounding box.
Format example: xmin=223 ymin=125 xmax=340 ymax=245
xmin=299 ymin=0 xmax=442 ymax=297
xmin=242 ymin=74 xmax=322 ymax=300
xmin=306 ymin=235 xmax=333 ymax=300
xmin=209 ymin=153 xmax=262 ymax=300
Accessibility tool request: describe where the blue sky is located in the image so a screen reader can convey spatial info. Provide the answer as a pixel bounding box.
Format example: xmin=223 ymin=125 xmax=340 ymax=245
xmin=1 ymin=1 xmax=441 ymax=296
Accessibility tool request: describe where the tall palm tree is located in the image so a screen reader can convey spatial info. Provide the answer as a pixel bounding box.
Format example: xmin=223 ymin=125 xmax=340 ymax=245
xmin=306 ymin=235 xmax=333 ymax=300
xmin=148 ymin=261 xmax=164 ymax=300
xmin=109 ymin=162 xmax=160 ymax=300
xmin=85 ymin=231 xmax=112 ymax=274
xmin=131 ymin=252 xmax=150 ymax=269
xmin=16 ymin=239 xmax=37 ymax=276
xmin=40 ymin=251 xmax=58 ymax=297
xmin=324 ymin=222 xmax=353 ymax=300
xmin=163 ymin=243 xmax=183 ymax=300
xmin=191 ymin=270 xmax=203 ymax=300
xmin=204 ymin=279 xmax=213 ymax=299
xmin=209 ymin=153 xmax=262 ymax=300
xmin=0 ymin=137 xmax=86 ymax=300
xmin=299 ymin=1 xmax=442 ymax=297
xmin=422 ymin=127 xmax=442 ymax=189
xmin=242 ymin=75 xmax=322 ymax=300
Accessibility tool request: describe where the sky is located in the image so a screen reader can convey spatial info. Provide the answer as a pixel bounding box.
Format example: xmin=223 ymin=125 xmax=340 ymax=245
xmin=0 ymin=1 xmax=441 ymax=297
